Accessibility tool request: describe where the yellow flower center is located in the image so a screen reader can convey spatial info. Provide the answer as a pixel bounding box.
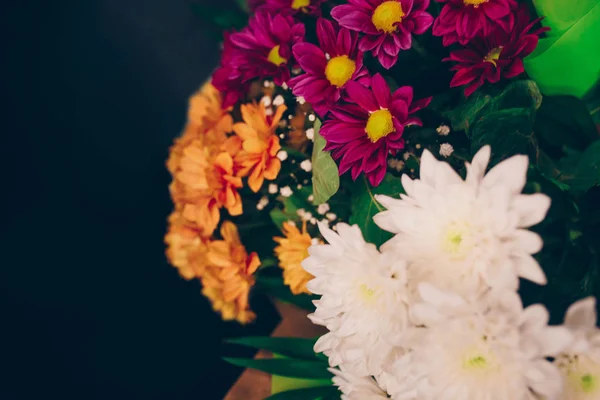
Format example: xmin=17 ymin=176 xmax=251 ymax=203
xmin=463 ymin=0 xmax=489 ymax=7
xmin=324 ymin=55 xmax=356 ymax=87
xmin=365 ymin=109 xmax=395 ymax=142
xmin=372 ymin=1 xmax=405 ymax=34
xmin=581 ymin=374 xmax=597 ymax=393
xmin=291 ymin=0 xmax=310 ymax=9
xmin=484 ymin=46 xmax=503 ymax=66
xmin=267 ymin=45 xmax=287 ymax=66
xmin=465 ymin=355 xmax=487 ymax=369
xmin=441 ymin=221 xmax=474 ymax=260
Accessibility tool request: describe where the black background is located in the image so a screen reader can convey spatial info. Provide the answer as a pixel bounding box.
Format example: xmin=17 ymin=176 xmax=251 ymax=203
xmin=3 ymin=1 xmax=278 ymax=398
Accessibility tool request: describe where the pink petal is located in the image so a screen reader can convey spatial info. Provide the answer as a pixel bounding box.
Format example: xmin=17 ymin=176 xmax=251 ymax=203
xmin=371 ymin=74 xmax=392 ymax=109
xmin=345 ymin=81 xmax=379 ymax=111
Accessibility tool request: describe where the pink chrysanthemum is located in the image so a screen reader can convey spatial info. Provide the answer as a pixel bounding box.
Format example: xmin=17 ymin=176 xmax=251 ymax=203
xmin=444 ymin=4 xmax=549 ymax=96
xmin=212 ymin=32 xmax=249 ymax=109
xmin=289 ymin=19 xmax=369 ymax=117
xmin=432 ymin=0 xmax=517 ymax=46
xmin=256 ymin=0 xmax=327 ymax=16
xmin=320 ymin=74 xmax=431 ymax=186
xmin=331 ymin=0 xmax=434 ymax=69
xmin=214 ymin=12 xmax=304 ymax=103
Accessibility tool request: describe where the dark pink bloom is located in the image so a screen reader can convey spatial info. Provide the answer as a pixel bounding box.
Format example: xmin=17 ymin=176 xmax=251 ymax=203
xmin=248 ymin=0 xmax=267 ymax=11
xmin=256 ymin=0 xmax=326 ymax=16
xmin=433 ymin=0 xmax=517 ymax=46
xmin=289 ymin=19 xmax=369 ymax=117
xmin=212 ymin=32 xmax=249 ymax=108
xmin=227 ymin=12 xmax=305 ymax=86
xmin=331 ymin=0 xmax=434 ymax=69
xmin=320 ymin=74 xmax=431 ymax=186
xmin=444 ymin=5 xmax=549 ymax=97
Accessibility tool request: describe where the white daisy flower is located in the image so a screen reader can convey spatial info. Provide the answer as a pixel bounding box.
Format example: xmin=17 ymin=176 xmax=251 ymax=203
xmin=555 ymin=297 xmax=600 ymax=400
xmin=303 ymin=223 xmax=410 ymax=376
xmin=374 ymin=146 xmax=551 ymax=300
xmin=330 ymin=367 xmax=390 ymax=399
xmin=389 ymin=284 xmax=572 ymax=400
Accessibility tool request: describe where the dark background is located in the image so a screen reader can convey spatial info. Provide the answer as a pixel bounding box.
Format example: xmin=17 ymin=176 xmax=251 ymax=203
xmin=3 ymin=1 xmax=278 ymax=399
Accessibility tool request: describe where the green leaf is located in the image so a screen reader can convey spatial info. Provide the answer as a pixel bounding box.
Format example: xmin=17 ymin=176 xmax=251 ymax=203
xmin=535 ymin=95 xmax=599 ymax=151
xmin=225 ymin=337 xmax=318 ymax=361
xmin=256 ymin=276 xmax=317 ymax=311
xmin=349 ymin=174 xmax=404 ymax=247
xmin=558 ymin=140 xmax=600 ymax=195
xmin=265 ymin=386 xmax=339 ymax=400
xmin=281 ymin=146 xmax=308 ymax=159
xmin=471 ymin=108 xmax=536 ymax=165
xmin=311 ymin=119 xmax=340 ymax=204
xmin=223 ymin=358 xmax=332 ymax=380
xmin=438 ymin=80 xmax=542 ymax=135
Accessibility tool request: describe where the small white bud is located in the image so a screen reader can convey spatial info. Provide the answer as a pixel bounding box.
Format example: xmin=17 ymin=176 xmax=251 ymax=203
xmin=280 ymin=186 xmax=293 ymax=197
xmin=325 ymin=212 xmax=337 ymax=221
xmin=296 ymin=96 xmax=306 ymax=105
xmin=300 ymin=160 xmax=312 ymax=172
xmin=436 ymin=124 xmax=451 ymax=136
xmin=281 ymin=82 xmax=289 ymax=90
xmin=308 ymin=114 xmax=316 ymax=122
xmin=277 ymin=151 xmax=288 ymax=161
xmin=309 ymin=217 xmax=317 ymax=225
xmin=305 ymin=128 xmax=315 ymax=141
xmin=317 ymin=203 xmax=330 ymax=215
xmin=307 ymin=194 xmax=314 ymax=202
xmin=273 ymin=95 xmax=285 ymax=106
xmin=439 ymin=143 xmax=454 ymax=158
xmin=268 ymin=184 xmax=278 ymax=194
xmin=311 ymin=238 xmax=320 ymax=245
xmin=296 ymin=209 xmax=306 ymax=217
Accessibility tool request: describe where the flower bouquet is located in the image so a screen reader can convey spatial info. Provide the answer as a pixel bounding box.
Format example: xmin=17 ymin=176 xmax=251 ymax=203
xmin=166 ymin=0 xmax=600 ymax=398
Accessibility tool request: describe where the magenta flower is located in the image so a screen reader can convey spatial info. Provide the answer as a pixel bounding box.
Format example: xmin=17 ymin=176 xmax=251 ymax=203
xmin=212 ymin=32 xmax=249 ymax=108
xmin=289 ymin=19 xmax=369 ymax=117
xmin=320 ymin=74 xmax=431 ymax=186
xmin=256 ymin=0 xmax=327 ymax=16
xmin=444 ymin=4 xmax=549 ymax=97
xmin=432 ymin=0 xmax=517 ymax=46
xmin=248 ymin=0 xmax=267 ymax=11
xmin=331 ymin=0 xmax=434 ymax=69
xmin=228 ymin=12 xmax=305 ymax=86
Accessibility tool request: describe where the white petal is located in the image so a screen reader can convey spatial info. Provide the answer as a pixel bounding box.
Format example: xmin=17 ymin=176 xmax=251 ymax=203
xmin=417 ymin=282 xmax=466 ymax=308
xmin=526 ymin=360 xmax=563 ymax=400
xmin=317 ymin=221 xmax=344 ymax=248
xmin=536 ymin=326 xmax=573 ymax=356
xmin=513 ymin=253 xmax=547 ymax=285
xmin=401 ymin=174 xmax=414 ymax=197
xmin=565 ymin=296 xmax=597 ymax=331
xmin=512 ymin=229 xmax=544 ymax=254
xmin=513 ymin=193 xmax=551 ymax=228
xmin=418 ymin=149 xmax=438 ymax=186
xmin=483 ymin=154 xmax=529 ymax=194
xmin=521 ymin=304 xmax=550 ymax=332
xmin=465 ymin=145 xmax=491 ymax=185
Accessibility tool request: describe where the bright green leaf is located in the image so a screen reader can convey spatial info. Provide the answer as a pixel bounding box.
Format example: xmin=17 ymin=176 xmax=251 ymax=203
xmin=223 ymin=357 xmax=332 ymax=380
xmin=349 ymin=174 xmax=404 ymax=247
xmin=255 ymin=276 xmax=317 ymax=311
xmin=265 ymin=386 xmax=339 ymax=400
xmin=471 ymin=108 xmax=536 ymax=165
xmin=225 ymin=337 xmax=318 ymax=361
xmin=311 ymin=120 xmax=340 ymax=204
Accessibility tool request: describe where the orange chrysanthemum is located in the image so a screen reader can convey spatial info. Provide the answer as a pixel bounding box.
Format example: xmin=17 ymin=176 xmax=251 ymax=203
xmin=164 ymin=211 xmax=208 ymax=280
xmin=232 ymin=102 xmax=286 ymax=192
xmin=166 ymin=82 xmax=243 ymax=237
xmin=273 ymin=221 xmax=317 ymax=295
xmin=188 ymin=82 xmax=233 ymax=136
xmin=202 ymin=221 xmax=260 ymax=324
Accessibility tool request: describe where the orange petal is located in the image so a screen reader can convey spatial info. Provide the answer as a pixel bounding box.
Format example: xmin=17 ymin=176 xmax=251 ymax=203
xmin=270 ymin=104 xmax=287 ymax=128
xmin=247 ymin=253 xmax=261 ymax=275
xmin=220 ymin=221 xmax=240 ymax=244
xmin=248 ymin=165 xmax=265 ymax=192
xmin=233 ymin=123 xmax=257 ymax=140
xmin=214 ymin=152 xmax=233 ymax=172
xmin=263 ymin=157 xmax=281 ymax=180
xmin=242 ymin=137 xmax=265 ymax=154
xmin=227 ymin=192 xmax=243 ymax=216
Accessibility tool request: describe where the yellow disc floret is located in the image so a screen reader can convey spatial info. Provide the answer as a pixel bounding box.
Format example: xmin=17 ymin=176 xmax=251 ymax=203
xmin=372 ymin=1 xmax=405 ymax=34
xmin=325 ymin=55 xmax=357 ymax=87
xmin=267 ymin=45 xmax=288 ymax=66
xmin=291 ymin=0 xmax=311 ymax=9
xmin=365 ymin=109 xmax=395 ymax=142
xmin=464 ymin=0 xmax=489 ymax=7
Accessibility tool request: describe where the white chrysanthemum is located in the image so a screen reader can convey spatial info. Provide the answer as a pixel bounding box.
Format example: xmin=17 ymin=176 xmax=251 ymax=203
xmin=374 ymin=146 xmax=551 ymax=299
xmin=387 ymin=284 xmax=572 ymax=400
xmin=303 ymin=222 xmax=410 ymax=376
xmin=555 ymin=297 xmax=600 ymax=399
xmin=330 ymin=368 xmax=390 ymax=399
